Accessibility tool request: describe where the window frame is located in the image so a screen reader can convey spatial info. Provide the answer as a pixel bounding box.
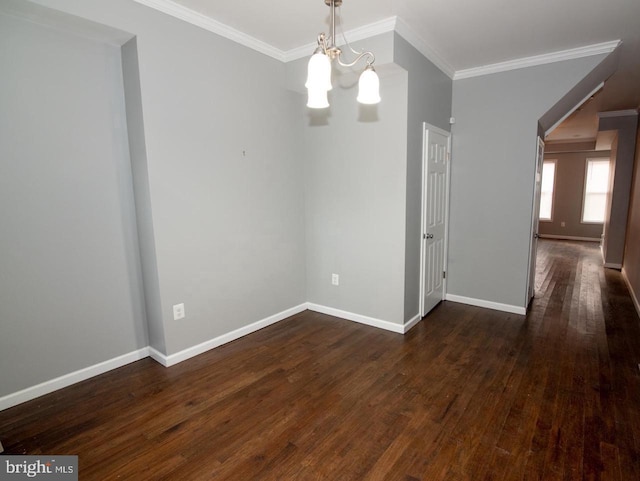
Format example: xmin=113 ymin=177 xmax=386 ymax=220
xmin=539 ymin=159 xmax=557 ymax=222
xmin=581 ymin=157 xmax=610 ymax=225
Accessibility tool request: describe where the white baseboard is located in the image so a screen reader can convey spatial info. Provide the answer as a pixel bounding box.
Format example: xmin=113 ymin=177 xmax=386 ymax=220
xmin=538 ymin=234 xmax=601 ymax=242
xmin=0 ymin=301 xmax=422 ymax=411
xmin=152 ymin=303 xmax=308 ymax=367
xmin=621 ymin=268 xmax=640 ymax=319
xmin=0 ymin=347 xmax=149 ymax=412
xmin=403 ymin=313 xmax=422 ymax=333
xmin=148 ymin=346 xmax=168 ymax=366
xmin=445 ymin=294 xmax=526 ymax=315
xmin=307 ymin=303 xmax=405 ymax=334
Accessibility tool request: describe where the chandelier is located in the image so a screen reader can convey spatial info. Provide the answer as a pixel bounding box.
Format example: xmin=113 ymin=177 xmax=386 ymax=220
xmin=305 ymin=0 xmax=381 ymax=109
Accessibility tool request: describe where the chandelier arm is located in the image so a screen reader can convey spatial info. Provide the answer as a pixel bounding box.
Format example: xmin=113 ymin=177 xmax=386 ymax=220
xmin=335 ymin=50 xmax=376 ymax=69
xmin=337 ymin=5 xmax=364 ymax=57
xmin=316 ymin=33 xmax=329 ymax=53
xmin=306 ymin=0 xmax=380 ymax=108
xmin=330 ymin=0 xmax=336 ymax=48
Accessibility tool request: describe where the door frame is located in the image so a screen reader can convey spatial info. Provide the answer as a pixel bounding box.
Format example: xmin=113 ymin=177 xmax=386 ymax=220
xmin=419 ymin=122 xmax=452 ymax=318
xmin=525 ymin=136 xmax=545 ymax=307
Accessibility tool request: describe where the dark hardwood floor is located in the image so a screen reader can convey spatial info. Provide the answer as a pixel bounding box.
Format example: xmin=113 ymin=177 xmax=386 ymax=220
xmin=1 ymin=239 xmax=639 ymax=480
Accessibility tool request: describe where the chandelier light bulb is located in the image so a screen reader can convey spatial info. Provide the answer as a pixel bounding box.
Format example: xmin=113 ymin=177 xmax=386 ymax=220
xmin=306 ymin=87 xmax=330 ymax=109
xmin=356 ymin=66 xmax=381 ymax=105
xmin=305 ymin=52 xmax=332 ymax=91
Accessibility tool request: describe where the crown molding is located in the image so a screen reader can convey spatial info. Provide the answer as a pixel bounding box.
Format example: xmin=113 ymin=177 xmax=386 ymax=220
xmin=283 ymin=16 xmax=397 ymax=62
xmin=132 ymin=0 xmax=397 ymax=64
xmin=597 ymin=109 xmax=638 ymax=118
xmin=132 ymin=0 xmax=286 ymax=61
xmin=394 ymin=17 xmax=455 ymax=79
xmin=130 ymin=1 xmax=620 ymax=83
xmin=454 ymin=40 xmax=621 ymax=80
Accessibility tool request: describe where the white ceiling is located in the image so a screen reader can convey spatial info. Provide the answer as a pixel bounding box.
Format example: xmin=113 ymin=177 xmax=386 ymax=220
xmin=156 ymin=0 xmax=640 ymax=140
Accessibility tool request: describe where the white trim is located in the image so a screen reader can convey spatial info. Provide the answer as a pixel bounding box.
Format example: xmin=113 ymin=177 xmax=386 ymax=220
xmin=545 ymin=83 xmax=604 ymax=137
xmin=121 ymin=2 xmax=620 ymax=84
xmin=0 ymin=290 xmax=547 ymax=411
xmin=0 ymin=347 xmax=149 ymax=411
xmin=339 ymin=16 xmax=396 ymax=43
xmin=453 ymin=40 xmax=621 ymax=80
xmin=154 ymin=303 xmax=308 ymax=367
xmin=284 ymin=44 xmax=318 ymax=63
xmin=307 ymin=303 xmax=405 ymax=334
xmin=443 ymin=134 xmax=452 ymax=303
xmin=598 ymin=109 xmax=639 ymax=118
xmin=132 ymin=0 xmax=286 ymax=61
xmin=526 ymin=136 xmax=545 ymax=307
xmin=621 ymin=269 xmax=640 ymax=319
xmin=421 ymin=123 xmax=451 ymax=138
xmin=604 ymin=262 xmax=623 ymax=269
xmin=0 ymin=302 xmax=424 ymax=411
xmin=283 ymin=17 xmax=397 ymax=62
xmin=404 ymin=313 xmax=422 ymax=333
xmin=132 ymin=0 xmax=397 ymax=63
xmin=419 ymin=125 xmax=427 ymax=318
xmin=445 ymin=294 xmax=527 ymax=316
xmin=538 ymin=234 xmax=601 ymax=242
xmin=148 ymin=346 xmax=168 ymax=366
xmin=394 ymin=17 xmax=455 ymax=78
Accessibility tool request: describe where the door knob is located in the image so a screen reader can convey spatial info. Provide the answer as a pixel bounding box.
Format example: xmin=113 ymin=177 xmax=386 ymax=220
xmin=424 ymin=233 xmax=434 ymax=239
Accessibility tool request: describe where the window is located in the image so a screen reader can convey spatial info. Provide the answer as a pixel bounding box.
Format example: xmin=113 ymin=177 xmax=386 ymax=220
xmin=539 ymin=160 xmax=556 ymax=221
xmin=582 ymin=158 xmax=610 ymax=223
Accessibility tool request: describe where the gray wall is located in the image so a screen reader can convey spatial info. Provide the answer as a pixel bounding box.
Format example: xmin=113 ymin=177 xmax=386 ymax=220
xmin=300 ymin=33 xmax=410 ymax=325
xmin=0 ymin=13 xmax=147 ymax=396
xmin=2 ymin=0 xmax=626 ymax=402
xmin=538 ymin=150 xmax=610 ymax=240
xmin=12 ymin=0 xmax=308 ymax=357
xmin=121 ymin=38 xmax=166 ymax=353
xmin=622 ymin=125 xmax=640 ymax=312
xmin=449 ymin=54 xmax=610 ymax=309
xmin=599 ymin=113 xmax=638 ymax=267
xmin=292 ymin=31 xmax=452 ymax=326
xmin=393 ymin=33 xmax=453 ymax=323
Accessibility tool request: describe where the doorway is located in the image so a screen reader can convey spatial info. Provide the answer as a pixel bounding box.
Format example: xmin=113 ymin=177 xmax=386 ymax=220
xmin=419 ymin=123 xmax=451 ymax=317
xmin=526 ymin=136 xmax=545 ymax=305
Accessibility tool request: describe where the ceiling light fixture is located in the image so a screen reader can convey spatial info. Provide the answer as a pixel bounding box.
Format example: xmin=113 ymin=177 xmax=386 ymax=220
xmin=305 ymin=0 xmax=381 ymax=109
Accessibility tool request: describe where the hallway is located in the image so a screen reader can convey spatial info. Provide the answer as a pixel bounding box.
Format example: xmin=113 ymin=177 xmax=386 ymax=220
xmin=527 ymin=239 xmax=640 ymax=480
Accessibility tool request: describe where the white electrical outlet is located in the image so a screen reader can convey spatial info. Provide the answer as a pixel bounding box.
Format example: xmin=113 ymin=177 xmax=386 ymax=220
xmin=173 ymin=303 xmax=185 ymax=320
xmin=332 ymin=273 xmax=339 ymax=286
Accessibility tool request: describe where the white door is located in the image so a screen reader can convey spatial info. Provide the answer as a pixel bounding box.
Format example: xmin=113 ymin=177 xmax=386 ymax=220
xmin=527 ymin=137 xmax=545 ymax=305
xmin=420 ymin=124 xmax=450 ymax=317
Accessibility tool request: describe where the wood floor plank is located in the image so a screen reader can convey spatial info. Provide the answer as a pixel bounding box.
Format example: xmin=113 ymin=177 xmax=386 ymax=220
xmin=1 ymin=239 xmax=639 ymax=480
